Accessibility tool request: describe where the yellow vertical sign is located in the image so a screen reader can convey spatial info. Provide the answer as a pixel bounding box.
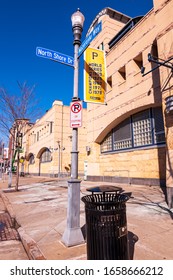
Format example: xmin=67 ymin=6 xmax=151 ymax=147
xmin=84 ymin=47 xmax=106 ymax=104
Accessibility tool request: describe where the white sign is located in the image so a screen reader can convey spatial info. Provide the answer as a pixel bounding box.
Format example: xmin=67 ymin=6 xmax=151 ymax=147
xmin=70 ymin=101 xmax=82 ymax=128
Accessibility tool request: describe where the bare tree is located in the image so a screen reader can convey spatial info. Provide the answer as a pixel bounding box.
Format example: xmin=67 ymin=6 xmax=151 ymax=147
xmin=0 ymin=139 xmax=4 ymax=180
xmin=0 ymin=139 xmax=3 ymax=154
xmin=0 ymin=81 xmax=40 ymax=190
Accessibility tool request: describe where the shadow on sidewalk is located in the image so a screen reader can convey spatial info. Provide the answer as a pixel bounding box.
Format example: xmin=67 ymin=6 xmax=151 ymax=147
xmin=128 ymin=231 xmax=138 ymax=260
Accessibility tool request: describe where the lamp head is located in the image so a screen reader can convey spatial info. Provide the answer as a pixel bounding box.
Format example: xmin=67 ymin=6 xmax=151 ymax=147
xmin=71 ymin=8 xmax=85 ymax=28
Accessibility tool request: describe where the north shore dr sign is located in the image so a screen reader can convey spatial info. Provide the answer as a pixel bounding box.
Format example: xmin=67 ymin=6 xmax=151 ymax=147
xmin=36 ymin=47 xmax=74 ymax=67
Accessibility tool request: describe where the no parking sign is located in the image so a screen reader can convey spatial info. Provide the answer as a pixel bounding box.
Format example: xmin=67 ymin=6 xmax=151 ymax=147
xmin=70 ymin=101 xmax=82 ymax=128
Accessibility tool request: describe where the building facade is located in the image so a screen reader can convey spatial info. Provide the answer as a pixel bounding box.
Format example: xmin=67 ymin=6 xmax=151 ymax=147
xmin=20 ymin=100 xmax=87 ymax=177
xmin=11 ymin=0 xmax=173 ymax=207
xmin=85 ymin=0 xmax=173 ymax=207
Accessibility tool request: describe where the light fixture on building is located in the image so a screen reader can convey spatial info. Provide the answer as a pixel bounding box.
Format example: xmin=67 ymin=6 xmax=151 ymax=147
xmin=141 ymin=53 xmax=173 ymax=77
xmin=49 ymin=146 xmax=53 ymax=152
xmin=86 ymin=146 xmax=91 ymax=155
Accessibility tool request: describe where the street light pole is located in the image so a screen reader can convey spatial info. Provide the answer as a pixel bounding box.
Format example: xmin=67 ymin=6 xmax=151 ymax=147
xmin=57 ymin=140 xmax=61 ymax=177
xmin=8 ymin=124 xmax=16 ymax=188
xmin=62 ymin=9 xmax=85 ymax=247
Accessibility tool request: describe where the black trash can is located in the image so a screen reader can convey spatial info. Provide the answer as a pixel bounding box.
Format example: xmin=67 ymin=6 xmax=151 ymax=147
xmin=81 ymin=186 xmax=130 ymax=260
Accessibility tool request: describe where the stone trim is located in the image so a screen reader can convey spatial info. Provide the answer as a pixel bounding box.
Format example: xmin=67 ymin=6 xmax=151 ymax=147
xmin=86 ymin=175 xmax=166 ymax=187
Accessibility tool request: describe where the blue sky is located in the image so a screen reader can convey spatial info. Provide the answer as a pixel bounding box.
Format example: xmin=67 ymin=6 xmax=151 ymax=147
xmin=0 ymin=0 xmax=153 ymax=118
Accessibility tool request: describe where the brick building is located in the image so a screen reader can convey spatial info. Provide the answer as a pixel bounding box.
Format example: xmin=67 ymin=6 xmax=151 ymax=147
xmin=12 ymin=0 xmax=173 ymax=208
xmin=85 ymin=0 xmax=173 ymax=207
xmin=20 ymin=101 xmax=87 ymax=177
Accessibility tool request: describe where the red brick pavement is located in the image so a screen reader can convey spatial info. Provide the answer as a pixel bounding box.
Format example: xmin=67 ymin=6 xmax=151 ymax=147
xmin=0 ymin=212 xmax=20 ymax=241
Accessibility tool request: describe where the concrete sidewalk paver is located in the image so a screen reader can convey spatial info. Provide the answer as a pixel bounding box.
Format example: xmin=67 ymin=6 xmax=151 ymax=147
xmin=0 ymin=240 xmax=29 ymax=260
xmin=0 ymin=176 xmax=173 ymax=260
xmin=0 ymin=195 xmax=29 ymax=260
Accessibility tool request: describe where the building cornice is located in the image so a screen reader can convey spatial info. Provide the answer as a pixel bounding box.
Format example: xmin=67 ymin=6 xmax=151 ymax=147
xmin=86 ymin=7 xmax=131 ymax=36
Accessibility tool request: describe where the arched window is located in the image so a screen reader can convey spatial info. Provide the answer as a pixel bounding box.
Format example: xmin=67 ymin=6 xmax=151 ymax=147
xmin=29 ymin=154 xmax=35 ymax=164
xmin=101 ymin=107 xmax=165 ymax=153
xmin=40 ymin=148 xmax=51 ymax=163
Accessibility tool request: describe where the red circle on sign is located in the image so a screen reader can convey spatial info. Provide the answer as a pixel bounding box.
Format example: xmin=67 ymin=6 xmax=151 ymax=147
xmin=71 ymin=102 xmax=82 ymax=113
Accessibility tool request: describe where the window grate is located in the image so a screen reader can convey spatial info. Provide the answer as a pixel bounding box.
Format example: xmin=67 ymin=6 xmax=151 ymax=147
xmin=132 ymin=110 xmax=152 ymax=147
xmin=101 ymin=107 xmax=165 ymax=153
xmin=113 ymin=118 xmax=132 ymax=150
xmin=40 ymin=148 xmax=52 ymax=163
xmin=100 ymin=133 xmax=112 ymax=152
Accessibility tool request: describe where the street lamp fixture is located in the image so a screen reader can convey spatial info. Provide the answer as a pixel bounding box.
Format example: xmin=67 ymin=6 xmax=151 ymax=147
xmin=62 ymin=9 xmax=85 ymax=247
xmin=71 ymin=9 xmax=85 ymax=51
xmin=71 ymin=8 xmax=85 ymax=26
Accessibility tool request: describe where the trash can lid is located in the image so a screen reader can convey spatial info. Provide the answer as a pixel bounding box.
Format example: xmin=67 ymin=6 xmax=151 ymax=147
xmin=86 ymin=185 xmax=123 ymax=193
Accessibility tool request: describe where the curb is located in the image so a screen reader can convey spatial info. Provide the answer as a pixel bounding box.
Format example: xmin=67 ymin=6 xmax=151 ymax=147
xmin=17 ymin=227 xmax=46 ymax=260
xmin=0 ymin=191 xmax=16 ymax=227
xmin=0 ymin=191 xmax=46 ymax=260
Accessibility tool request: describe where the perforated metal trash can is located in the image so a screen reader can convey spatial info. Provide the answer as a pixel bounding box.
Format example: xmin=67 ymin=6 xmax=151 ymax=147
xmin=81 ymin=191 xmax=130 ymax=260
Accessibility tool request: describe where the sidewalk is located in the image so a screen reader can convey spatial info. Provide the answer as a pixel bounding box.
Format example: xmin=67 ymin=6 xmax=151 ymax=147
xmin=0 ymin=175 xmax=173 ymax=260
